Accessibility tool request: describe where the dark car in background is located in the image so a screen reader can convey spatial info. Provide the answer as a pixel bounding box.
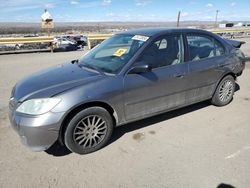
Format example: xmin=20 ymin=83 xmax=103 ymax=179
xmin=9 ymin=28 xmax=246 ymax=154
xmin=69 ymin=35 xmax=87 ymax=48
xmin=53 ymin=37 xmax=78 ymax=52
xmin=53 ymin=35 xmax=87 ymax=52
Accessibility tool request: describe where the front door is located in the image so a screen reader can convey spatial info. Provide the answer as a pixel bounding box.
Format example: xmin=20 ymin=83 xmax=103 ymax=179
xmin=123 ymin=34 xmax=189 ymax=121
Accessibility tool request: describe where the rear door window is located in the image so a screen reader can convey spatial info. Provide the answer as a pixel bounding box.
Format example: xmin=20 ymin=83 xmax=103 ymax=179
xmin=187 ymin=34 xmax=225 ymax=61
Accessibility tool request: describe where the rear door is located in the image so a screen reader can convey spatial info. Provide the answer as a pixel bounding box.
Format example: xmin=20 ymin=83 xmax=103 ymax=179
xmin=184 ymin=33 xmax=227 ymax=102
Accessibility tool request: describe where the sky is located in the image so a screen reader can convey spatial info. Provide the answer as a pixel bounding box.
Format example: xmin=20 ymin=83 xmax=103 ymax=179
xmin=0 ymin=0 xmax=249 ymax=22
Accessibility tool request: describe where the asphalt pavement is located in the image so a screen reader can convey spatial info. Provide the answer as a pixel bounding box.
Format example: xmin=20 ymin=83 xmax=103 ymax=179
xmin=0 ymin=39 xmax=250 ymax=188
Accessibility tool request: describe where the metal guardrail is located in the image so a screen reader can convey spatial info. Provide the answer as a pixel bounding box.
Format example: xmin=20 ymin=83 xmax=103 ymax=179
xmin=0 ymin=36 xmax=54 ymax=44
xmin=86 ymin=29 xmax=250 ymax=49
xmin=0 ymin=28 xmax=250 ymax=52
xmin=85 ymin=28 xmax=250 ymax=49
xmin=0 ymin=36 xmax=54 ymax=52
xmin=209 ymin=28 xmax=250 ymax=33
xmin=87 ymin=34 xmax=113 ymax=49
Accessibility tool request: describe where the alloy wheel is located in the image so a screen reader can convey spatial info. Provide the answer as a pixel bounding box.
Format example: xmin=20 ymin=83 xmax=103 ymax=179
xmin=73 ymin=115 xmax=107 ymax=148
xmin=219 ymin=80 xmax=234 ymax=102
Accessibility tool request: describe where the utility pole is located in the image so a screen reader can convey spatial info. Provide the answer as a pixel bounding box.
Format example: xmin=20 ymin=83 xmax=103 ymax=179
xmin=177 ymin=11 xmax=181 ymax=27
xmin=215 ymin=10 xmax=219 ymax=28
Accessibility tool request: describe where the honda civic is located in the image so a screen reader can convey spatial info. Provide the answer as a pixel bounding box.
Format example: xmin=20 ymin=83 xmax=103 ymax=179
xmin=9 ymin=28 xmax=246 ymax=154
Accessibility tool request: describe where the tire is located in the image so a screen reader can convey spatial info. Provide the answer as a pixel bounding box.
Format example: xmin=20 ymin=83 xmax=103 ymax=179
xmin=64 ymin=107 xmax=114 ymax=154
xmin=211 ymin=75 xmax=235 ymax=106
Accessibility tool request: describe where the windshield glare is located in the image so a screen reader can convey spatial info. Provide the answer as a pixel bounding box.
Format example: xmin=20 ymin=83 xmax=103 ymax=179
xmin=79 ymin=34 xmax=148 ymax=74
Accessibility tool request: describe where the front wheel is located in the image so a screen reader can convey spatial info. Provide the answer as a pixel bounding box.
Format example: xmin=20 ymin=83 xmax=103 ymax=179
xmin=64 ymin=107 xmax=114 ymax=154
xmin=211 ymin=75 xmax=235 ymax=106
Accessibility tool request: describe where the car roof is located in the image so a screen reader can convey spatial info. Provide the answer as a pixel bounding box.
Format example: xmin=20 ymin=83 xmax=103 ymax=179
xmin=119 ymin=27 xmax=210 ymax=37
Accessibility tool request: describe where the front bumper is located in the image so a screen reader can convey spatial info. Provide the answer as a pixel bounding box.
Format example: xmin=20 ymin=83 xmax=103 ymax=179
xmin=9 ymin=109 xmax=65 ymax=151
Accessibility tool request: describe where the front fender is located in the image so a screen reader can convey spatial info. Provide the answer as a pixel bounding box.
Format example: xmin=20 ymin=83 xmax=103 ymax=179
xmin=51 ymin=75 xmax=125 ymax=125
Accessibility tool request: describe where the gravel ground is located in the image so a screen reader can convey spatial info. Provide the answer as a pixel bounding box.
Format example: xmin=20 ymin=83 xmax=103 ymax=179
xmin=0 ymin=38 xmax=250 ymax=188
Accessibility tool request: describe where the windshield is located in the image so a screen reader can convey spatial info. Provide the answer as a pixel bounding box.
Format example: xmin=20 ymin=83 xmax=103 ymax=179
xmin=79 ymin=34 xmax=149 ymax=74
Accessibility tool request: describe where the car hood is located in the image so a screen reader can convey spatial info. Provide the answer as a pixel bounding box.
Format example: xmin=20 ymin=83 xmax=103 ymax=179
xmin=13 ymin=62 xmax=104 ymax=102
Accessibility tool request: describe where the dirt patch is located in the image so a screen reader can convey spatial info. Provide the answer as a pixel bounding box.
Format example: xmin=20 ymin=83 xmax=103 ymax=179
xmin=243 ymin=97 xmax=250 ymax=101
xmin=133 ymin=133 xmax=145 ymax=142
xmin=148 ymin=130 xmax=156 ymax=135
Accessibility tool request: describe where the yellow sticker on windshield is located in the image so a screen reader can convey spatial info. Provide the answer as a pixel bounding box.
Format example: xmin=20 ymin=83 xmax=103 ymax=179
xmin=113 ymin=48 xmax=127 ymax=57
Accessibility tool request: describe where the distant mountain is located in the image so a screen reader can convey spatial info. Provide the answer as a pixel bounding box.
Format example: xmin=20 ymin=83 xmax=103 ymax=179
xmin=0 ymin=21 xmax=247 ymax=35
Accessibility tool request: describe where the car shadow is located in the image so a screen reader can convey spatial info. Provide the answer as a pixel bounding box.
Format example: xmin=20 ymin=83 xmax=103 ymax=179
xmin=235 ymin=82 xmax=240 ymax=92
xmin=217 ymin=183 xmax=235 ymax=188
xmin=45 ymin=83 xmax=240 ymax=157
xmin=45 ymin=100 xmax=210 ymax=157
xmin=108 ymin=100 xmax=210 ymax=146
xmin=45 ymin=140 xmax=72 ymax=156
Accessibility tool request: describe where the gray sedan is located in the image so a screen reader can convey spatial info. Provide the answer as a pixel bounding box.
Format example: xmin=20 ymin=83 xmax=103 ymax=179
xmin=9 ymin=28 xmax=246 ymax=154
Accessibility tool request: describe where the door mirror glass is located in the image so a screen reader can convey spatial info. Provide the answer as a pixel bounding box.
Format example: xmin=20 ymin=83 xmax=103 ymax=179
xmin=129 ymin=64 xmax=152 ymax=74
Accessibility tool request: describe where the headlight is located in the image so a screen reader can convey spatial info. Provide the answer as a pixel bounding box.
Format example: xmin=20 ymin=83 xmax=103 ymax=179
xmin=16 ymin=98 xmax=61 ymax=115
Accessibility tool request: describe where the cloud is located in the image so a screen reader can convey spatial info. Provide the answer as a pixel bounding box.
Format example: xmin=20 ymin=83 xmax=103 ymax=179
xmin=206 ymin=3 xmax=213 ymax=8
xmin=189 ymin=1 xmax=197 ymax=5
xmin=75 ymin=0 xmax=111 ymax=8
xmin=105 ymin=12 xmax=132 ymax=21
xmin=45 ymin=3 xmax=55 ymax=8
xmin=0 ymin=1 xmax=56 ymax=13
xmin=135 ymin=0 xmax=151 ymax=6
xmin=0 ymin=5 xmax=40 ymax=13
xmin=182 ymin=12 xmax=189 ymax=17
xmin=78 ymin=1 xmax=103 ymax=8
xmin=103 ymin=0 xmax=112 ymax=5
xmin=70 ymin=1 xmax=79 ymax=5
xmin=230 ymin=2 xmax=236 ymax=7
xmin=106 ymin=12 xmax=115 ymax=17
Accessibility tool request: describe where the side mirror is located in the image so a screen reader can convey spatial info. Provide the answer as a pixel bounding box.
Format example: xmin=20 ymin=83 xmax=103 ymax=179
xmin=129 ymin=64 xmax=152 ymax=74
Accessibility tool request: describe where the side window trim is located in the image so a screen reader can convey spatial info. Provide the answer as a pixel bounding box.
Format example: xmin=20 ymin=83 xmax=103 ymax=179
xmin=179 ymin=34 xmax=185 ymax=64
xmin=182 ymin=32 xmax=189 ymax=63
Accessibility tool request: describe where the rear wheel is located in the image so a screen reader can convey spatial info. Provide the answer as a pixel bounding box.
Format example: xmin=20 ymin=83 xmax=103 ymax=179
xmin=211 ymin=75 xmax=235 ymax=106
xmin=64 ymin=107 xmax=114 ymax=154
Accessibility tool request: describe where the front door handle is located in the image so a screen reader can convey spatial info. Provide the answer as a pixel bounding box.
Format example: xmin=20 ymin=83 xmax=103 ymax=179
xmin=174 ymin=74 xmax=184 ymax=78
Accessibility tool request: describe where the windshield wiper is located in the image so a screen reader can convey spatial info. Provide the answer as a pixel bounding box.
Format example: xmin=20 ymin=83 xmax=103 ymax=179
xmin=80 ymin=63 xmax=105 ymax=75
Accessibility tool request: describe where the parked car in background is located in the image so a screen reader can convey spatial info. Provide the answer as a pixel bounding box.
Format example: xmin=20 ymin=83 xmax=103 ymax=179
xmin=0 ymin=44 xmax=23 ymax=51
xmin=62 ymin=35 xmax=87 ymax=48
xmin=53 ymin=37 xmax=78 ymax=52
xmin=9 ymin=28 xmax=247 ymax=155
xmin=72 ymin=35 xmax=87 ymax=48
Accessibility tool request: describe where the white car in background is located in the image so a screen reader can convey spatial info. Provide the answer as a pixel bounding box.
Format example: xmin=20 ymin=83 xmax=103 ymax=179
xmin=54 ymin=37 xmax=77 ymax=46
